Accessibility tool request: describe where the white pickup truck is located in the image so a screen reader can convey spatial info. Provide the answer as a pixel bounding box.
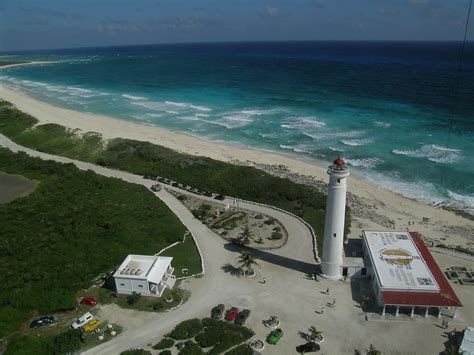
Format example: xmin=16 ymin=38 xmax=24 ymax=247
xmin=71 ymin=312 xmax=93 ymax=329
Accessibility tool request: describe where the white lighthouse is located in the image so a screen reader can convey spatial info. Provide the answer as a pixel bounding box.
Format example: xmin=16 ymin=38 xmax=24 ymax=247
xmin=321 ymin=157 xmax=350 ymax=280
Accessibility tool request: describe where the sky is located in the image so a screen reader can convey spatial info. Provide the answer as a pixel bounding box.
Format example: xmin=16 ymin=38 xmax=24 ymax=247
xmin=0 ymin=0 xmax=473 ymax=52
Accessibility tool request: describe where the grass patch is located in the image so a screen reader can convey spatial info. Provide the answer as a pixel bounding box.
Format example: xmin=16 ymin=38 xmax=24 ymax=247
xmin=161 ymin=236 xmax=202 ymax=277
xmin=0 ymin=148 xmax=192 ymax=342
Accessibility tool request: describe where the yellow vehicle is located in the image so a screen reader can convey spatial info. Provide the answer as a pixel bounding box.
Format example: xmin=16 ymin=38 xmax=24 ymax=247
xmin=83 ymin=319 xmax=102 ymax=333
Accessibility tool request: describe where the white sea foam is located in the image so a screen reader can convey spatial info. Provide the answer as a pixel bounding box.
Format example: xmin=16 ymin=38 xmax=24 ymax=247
xmin=392 ymin=144 xmax=461 ymax=164
xmin=164 ymin=101 xmax=212 ymax=112
xmin=165 ymin=110 xmax=179 ymax=115
xmin=279 ymin=144 xmax=312 ymax=154
xmin=303 ymin=130 xmax=364 ymax=140
xmin=259 ymin=132 xmax=281 ymax=139
xmin=146 ymin=113 xmax=164 ymax=118
xmin=131 ymin=101 xmax=167 ymax=110
xmin=122 ymin=94 xmax=147 ymax=100
xmin=364 ymin=172 xmax=441 ymax=204
xmin=281 ymin=116 xmax=326 ymax=130
xmin=195 ymin=113 xmax=210 ymax=117
xmin=329 ymin=146 xmax=345 ymax=152
xmin=447 ymin=190 xmax=474 ymax=209
xmin=345 ymin=157 xmax=383 ymax=168
xmin=340 ymin=138 xmax=373 ymax=146
xmin=374 ymin=121 xmax=391 ymax=128
xmin=240 ymin=108 xmax=282 ymax=116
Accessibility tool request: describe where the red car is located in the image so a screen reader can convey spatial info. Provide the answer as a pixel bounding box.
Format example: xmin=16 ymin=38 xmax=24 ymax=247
xmin=225 ymin=307 xmax=240 ymax=321
xmin=80 ymin=297 xmax=97 ymax=307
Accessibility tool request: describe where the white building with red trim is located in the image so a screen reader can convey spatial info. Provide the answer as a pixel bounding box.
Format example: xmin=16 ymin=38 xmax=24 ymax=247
xmin=362 ymin=231 xmax=462 ymax=318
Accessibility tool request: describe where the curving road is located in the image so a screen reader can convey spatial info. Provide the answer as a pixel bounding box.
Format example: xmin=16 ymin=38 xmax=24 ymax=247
xmin=0 ymin=134 xmax=319 ymax=354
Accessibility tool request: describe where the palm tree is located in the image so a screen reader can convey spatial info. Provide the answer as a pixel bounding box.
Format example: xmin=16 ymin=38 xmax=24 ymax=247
xmin=307 ymin=326 xmax=323 ymax=342
xmin=238 ymin=251 xmax=258 ymax=276
xmin=238 ymin=225 xmax=253 ymax=245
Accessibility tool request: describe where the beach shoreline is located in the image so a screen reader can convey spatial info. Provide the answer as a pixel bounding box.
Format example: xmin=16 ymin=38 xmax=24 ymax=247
xmin=0 ymin=84 xmax=473 ymax=251
xmin=0 ymin=61 xmax=57 ymax=70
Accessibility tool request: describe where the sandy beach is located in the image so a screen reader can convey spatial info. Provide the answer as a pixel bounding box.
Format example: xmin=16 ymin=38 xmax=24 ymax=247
xmin=0 ymin=61 xmax=56 ymax=70
xmin=0 ymin=84 xmax=473 ymax=251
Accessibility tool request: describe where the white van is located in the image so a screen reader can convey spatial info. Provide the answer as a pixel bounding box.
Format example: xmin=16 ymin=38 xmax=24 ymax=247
xmin=71 ymin=312 xmax=93 ymax=329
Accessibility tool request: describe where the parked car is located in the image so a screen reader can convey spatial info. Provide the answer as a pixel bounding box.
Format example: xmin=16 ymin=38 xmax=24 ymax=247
xmin=267 ymin=328 xmax=283 ymax=345
xmin=71 ymin=312 xmax=94 ymax=329
xmin=214 ymin=194 xmax=225 ymax=201
xmin=225 ymin=307 xmax=240 ymax=321
xmin=83 ymin=319 xmax=102 ymax=333
xmin=234 ymin=309 xmax=251 ymax=326
xmin=30 ymin=316 xmax=54 ymax=328
xmin=211 ymin=304 xmax=225 ymax=319
xmin=150 ymin=184 xmax=162 ymax=192
xmin=296 ymin=342 xmax=320 ymax=353
xmin=80 ymin=297 xmax=97 ymax=307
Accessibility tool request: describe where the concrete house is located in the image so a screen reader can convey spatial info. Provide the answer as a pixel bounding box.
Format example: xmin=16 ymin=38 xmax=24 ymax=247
xmin=113 ymin=255 xmax=175 ymax=297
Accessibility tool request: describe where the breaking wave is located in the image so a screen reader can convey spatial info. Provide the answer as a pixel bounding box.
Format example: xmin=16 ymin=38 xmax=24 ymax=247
xmin=122 ymin=94 xmax=147 ymax=100
xmin=392 ymin=144 xmax=461 ymax=164
xmin=340 ymin=138 xmax=373 ymax=146
xmin=345 ymin=157 xmax=384 ymax=168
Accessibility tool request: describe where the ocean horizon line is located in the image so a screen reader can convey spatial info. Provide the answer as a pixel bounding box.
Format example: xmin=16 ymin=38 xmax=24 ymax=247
xmin=2 ymin=39 xmax=474 ymax=55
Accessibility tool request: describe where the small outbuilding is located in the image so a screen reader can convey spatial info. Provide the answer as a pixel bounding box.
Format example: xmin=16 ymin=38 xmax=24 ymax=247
xmin=113 ymin=255 xmax=175 ymax=297
xmin=362 ymin=231 xmax=462 ymax=318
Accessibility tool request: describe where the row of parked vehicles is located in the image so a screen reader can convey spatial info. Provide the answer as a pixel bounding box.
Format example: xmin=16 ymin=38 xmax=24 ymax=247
xmin=144 ymin=175 xmax=226 ymax=200
xmin=30 ymin=297 xmax=98 ymax=329
xmin=211 ymin=304 xmax=251 ymax=326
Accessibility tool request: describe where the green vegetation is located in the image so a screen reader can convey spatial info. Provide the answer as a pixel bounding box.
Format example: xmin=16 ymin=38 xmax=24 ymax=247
xmin=114 ymin=287 xmax=185 ymax=312
xmin=178 ymin=340 xmax=203 ymax=355
xmin=162 ymin=236 xmax=202 ymax=277
xmin=225 ymin=344 xmax=253 ymax=355
xmin=168 ymin=318 xmax=203 ymax=340
xmin=6 ymin=329 xmax=82 ymax=355
xmin=127 ymin=292 xmax=142 ymax=305
xmin=0 ymin=148 xmax=196 ymax=343
xmin=238 ymin=252 xmax=258 ymax=276
xmin=161 ymin=317 xmax=254 ymax=355
xmin=0 ymin=100 xmax=352 ymax=254
xmin=0 ymin=61 xmax=28 ymax=67
xmin=120 ymin=349 xmax=152 ymax=355
xmin=153 ymin=337 xmax=175 ymax=350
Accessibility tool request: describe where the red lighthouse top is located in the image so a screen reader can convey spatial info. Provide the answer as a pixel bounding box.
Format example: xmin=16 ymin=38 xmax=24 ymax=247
xmin=333 ymin=157 xmax=345 ymax=166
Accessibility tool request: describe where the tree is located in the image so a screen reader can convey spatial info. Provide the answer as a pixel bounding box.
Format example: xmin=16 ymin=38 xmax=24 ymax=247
xmin=127 ymin=292 xmax=141 ymax=305
xmin=367 ymin=344 xmax=381 ymax=355
xmin=238 ymin=252 xmax=258 ymax=276
xmin=307 ymin=326 xmax=323 ymax=342
xmin=238 ymin=225 xmax=253 ymax=245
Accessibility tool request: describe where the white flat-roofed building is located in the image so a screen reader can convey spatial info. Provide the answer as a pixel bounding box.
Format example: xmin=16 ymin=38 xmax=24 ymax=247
xmin=113 ymin=255 xmax=175 ymax=297
xmin=362 ymin=231 xmax=462 ymax=318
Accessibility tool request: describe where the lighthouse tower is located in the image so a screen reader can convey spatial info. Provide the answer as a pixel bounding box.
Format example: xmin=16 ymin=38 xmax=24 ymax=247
xmin=321 ymin=157 xmax=350 ymax=280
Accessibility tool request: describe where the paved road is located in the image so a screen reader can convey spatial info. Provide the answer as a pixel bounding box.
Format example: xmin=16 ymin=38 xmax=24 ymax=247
xmin=0 ymin=134 xmax=318 ymax=354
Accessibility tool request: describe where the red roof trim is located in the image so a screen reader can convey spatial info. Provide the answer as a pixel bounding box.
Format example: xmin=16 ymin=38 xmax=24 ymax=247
xmin=381 ymin=232 xmax=462 ymax=308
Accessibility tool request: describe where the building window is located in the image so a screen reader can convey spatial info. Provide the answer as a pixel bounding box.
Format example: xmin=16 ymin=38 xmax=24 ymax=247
xmin=337 ymin=179 xmax=341 ymax=183
xmin=139 ymin=285 xmax=143 ymax=288
xmin=333 ymin=233 xmax=336 ymax=238
xmin=120 ymin=283 xmax=125 ymax=286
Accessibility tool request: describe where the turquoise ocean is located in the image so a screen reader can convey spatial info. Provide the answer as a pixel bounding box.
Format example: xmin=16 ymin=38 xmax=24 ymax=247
xmin=1 ymin=41 xmax=473 ymax=212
